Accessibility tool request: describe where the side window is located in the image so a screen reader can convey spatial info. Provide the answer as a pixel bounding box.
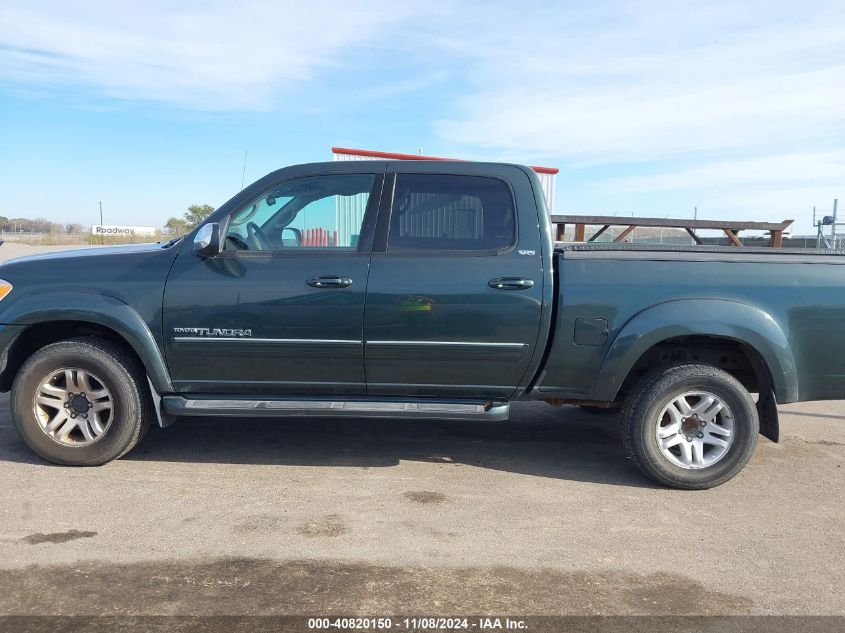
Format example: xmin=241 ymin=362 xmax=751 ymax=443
xmin=225 ymin=173 xmax=376 ymax=252
xmin=388 ymin=174 xmax=516 ymax=252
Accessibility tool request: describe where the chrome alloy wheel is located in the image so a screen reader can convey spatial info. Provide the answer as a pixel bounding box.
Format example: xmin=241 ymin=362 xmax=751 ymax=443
xmin=655 ymin=391 xmax=735 ymax=469
xmin=33 ymin=368 xmax=114 ymax=446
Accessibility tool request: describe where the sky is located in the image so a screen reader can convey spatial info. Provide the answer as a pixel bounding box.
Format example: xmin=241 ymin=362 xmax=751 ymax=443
xmin=1 ymin=0 xmax=843 ymax=235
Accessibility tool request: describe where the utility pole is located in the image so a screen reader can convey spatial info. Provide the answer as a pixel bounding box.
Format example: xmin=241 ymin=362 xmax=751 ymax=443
xmin=98 ymin=201 xmax=104 ymax=244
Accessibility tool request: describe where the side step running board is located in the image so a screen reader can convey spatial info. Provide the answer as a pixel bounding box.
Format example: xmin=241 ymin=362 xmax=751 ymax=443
xmin=162 ymin=396 xmax=510 ymax=421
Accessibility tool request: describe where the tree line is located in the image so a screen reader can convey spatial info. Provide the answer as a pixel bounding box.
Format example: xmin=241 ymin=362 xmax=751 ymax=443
xmin=0 ymin=217 xmax=71 ymax=234
xmin=164 ymin=204 xmax=215 ymax=235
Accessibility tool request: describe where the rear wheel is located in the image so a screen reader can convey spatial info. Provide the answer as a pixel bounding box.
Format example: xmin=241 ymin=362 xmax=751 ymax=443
xmin=621 ymin=363 xmax=758 ymax=489
xmin=11 ymin=337 xmax=151 ymax=466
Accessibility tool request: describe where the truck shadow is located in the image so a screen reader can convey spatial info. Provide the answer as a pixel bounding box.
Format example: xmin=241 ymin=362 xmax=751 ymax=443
xmin=134 ymin=402 xmax=655 ymax=488
xmin=0 ymin=402 xmax=656 ymax=488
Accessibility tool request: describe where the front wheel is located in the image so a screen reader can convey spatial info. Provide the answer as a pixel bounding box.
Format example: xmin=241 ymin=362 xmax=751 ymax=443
xmin=11 ymin=337 xmax=151 ymax=466
xmin=621 ymin=363 xmax=759 ymax=489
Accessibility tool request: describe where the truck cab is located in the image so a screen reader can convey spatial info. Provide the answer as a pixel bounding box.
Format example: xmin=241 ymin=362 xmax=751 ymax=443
xmin=162 ymin=161 xmax=551 ymax=401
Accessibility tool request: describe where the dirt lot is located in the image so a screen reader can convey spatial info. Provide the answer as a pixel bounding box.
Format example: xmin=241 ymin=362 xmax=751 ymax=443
xmin=0 ymin=243 xmax=842 ymax=621
xmin=0 ymin=397 xmax=842 ymax=618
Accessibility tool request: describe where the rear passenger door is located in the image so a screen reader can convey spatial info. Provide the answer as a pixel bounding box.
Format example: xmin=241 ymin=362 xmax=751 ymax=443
xmin=363 ymin=166 xmax=545 ymax=399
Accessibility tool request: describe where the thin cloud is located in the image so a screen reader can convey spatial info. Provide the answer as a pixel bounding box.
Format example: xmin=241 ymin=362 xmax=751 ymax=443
xmin=0 ymin=0 xmax=423 ymax=110
xmin=433 ymin=2 xmax=845 ymax=164
xmin=1 ymin=0 xmax=842 ymax=231
xmin=607 ymin=152 xmax=845 ymax=193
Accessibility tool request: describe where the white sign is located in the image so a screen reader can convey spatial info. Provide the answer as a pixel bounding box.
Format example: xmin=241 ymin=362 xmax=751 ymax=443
xmin=91 ymin=225 xmax=157 ymax=236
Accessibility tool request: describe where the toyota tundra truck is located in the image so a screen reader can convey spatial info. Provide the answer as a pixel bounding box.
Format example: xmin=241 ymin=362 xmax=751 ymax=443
xmin=0 ymin=160 xmax=841 ymax=489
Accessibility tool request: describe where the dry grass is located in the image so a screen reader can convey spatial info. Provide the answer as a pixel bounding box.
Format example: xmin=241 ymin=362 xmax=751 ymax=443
xmin=1 ymin=232 xmax=167 ymax=246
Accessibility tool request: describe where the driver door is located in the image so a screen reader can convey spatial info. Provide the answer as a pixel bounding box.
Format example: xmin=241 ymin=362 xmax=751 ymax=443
xmin=162 ymin=171 xmax=383 ymax=396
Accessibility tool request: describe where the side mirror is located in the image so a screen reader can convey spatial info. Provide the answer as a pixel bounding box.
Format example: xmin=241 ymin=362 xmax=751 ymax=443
xmin=193 ymin=223 xmax=222 ymax=257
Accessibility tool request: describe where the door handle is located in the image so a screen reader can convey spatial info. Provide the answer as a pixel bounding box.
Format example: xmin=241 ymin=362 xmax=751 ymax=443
xmin=307 ymin=276 xmax=353 ymax=288
xmin=488 ymin=277 xmax=535 ymax=290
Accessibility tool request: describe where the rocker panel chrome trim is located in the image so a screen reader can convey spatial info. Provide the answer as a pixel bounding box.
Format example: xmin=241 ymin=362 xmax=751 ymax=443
xmin=162 ymin=396 xmax=510 ymax=421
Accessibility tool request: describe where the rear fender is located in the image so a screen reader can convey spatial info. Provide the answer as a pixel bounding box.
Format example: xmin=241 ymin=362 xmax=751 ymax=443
xmin=589 ymin=299 xmax=798 ymax=404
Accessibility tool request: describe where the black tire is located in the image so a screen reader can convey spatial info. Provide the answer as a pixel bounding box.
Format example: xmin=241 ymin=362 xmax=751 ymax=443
xmin=621 ymin=363 xmax=758 ymax=490
xmin=11 ymin=337 xmax=151 ymax=466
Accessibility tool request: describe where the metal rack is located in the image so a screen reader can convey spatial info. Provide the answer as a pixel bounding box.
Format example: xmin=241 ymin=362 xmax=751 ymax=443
xmin=551 ymin=215 xmax=794 ymax=248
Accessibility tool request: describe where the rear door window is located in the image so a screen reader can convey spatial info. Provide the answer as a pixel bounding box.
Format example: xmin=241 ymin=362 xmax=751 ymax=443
xmin=388 ymin=174 xmax=516 ymax=253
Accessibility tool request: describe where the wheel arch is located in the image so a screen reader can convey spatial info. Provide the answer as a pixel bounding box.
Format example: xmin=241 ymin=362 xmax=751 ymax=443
xmin=589 ymin=299 xmax=797 ymax=409
xmin=0 ymin=293 xmax=172 ymax=394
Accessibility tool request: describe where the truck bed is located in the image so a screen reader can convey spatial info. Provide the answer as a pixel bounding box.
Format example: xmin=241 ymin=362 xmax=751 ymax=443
xmin=540 ymin=241 xmax=845 ymax=405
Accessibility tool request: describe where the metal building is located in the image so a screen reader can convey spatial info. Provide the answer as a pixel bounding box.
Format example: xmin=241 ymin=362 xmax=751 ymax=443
xmin=331 ymin=146 xmax=559 ymax=212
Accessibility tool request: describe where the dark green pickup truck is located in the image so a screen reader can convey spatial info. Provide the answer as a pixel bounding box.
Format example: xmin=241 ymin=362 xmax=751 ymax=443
xmin=0 ymin=160 xmax=842 ymax=488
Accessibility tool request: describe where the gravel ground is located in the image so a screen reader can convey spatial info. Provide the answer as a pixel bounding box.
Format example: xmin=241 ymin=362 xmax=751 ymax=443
xmin=0 ymin=397 xmax=842 ymax=617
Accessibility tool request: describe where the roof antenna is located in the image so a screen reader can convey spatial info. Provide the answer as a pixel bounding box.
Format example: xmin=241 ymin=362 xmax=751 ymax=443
xmin=241 ymin=150 xmax=248 ymax=190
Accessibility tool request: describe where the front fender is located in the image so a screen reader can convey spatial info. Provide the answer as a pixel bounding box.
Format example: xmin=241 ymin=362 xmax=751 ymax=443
xmin=589 ymin=299 xmax=798 ymax=403
xmin=0 ymin=291 xmax=173 ymax=393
